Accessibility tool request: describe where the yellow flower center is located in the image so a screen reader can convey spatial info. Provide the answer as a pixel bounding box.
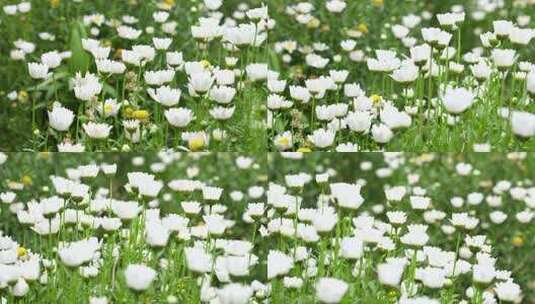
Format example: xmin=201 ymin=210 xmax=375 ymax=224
xmin=21 ymin=175 xmax=33 ymax=186
xmin=189 ymin=137 xmax=205 ymax=151
xmin=371 ymin=94 xmax=382 ymax=103
xmin=357 ymin=23 xmax=369 ymax=34
xmin=511 ymin=235 xmax=524 ymax=247
xmin=371 ymin=0 xmax=384 ymax=7
xmin=17 ymin=247 xmax=27 ymax=257
xmin=49 ymin=0 xmax=60 ymax=8
xmin=200 ymin=60 xmax=211 ymax=69
xmin=104 ymin=104 xmax=113 ymax=114
xmin=132 ymin=110 xmax=150 ymax=121
xmin=277 ymin=137 xmax=290 ymax=147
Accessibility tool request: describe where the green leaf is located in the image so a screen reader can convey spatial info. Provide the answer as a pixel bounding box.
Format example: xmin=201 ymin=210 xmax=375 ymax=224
xmin=68 ymin=21 xmax=91 ymax=74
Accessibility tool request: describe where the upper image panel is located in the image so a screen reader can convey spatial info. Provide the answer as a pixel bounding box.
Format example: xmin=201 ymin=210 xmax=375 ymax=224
xmin=0 ymin=0 xmax=268 ymax=152
xmin=267 ymin=1 xmax=535 ymax=152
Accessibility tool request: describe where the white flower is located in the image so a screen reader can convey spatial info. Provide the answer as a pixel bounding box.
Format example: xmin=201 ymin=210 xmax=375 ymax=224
xmin=308 ymin=129 xmax=335 ymax=148
xmin=204 ymin=0 xmax=223 ymax=10
xmin=472 ymin=263 xmax=496 ymax=284
xmin=145 ymin=221 xmax=170 ymax=247
xmin=421 ymin=27 xmax=452 ymax=46
xmin=267 ymin=250 xmax=293 ymax=279
xmin=315 ymin=278 xmax=348 ymax=304
xmin=471 ymin=61 xmax=492 ymax=80
xmin=96 ymin=98 xmax=121 ymax=117
xmin=41 ymin=51 xmax=62 ymax=68
xmin=493 ymin=20 xmax=514 ymax=36
xmin=224 ymin=23 xmax=264 ymax=46
xmin=385 ymin=186 xmax=406 ymax=201
xmin=209 ymin=86 xmax=236 ymax=104
xmin=273 ymin=131 xmax=293 ymax=151
xmin=371 ymin=124 xmax=393 ymax=144
xmin=184 ymin=247 xmax=212 ymax=273
xmin=380 ymin=105 xmax=411 ymax=129
xmin=117 ymin=25 xmax=142 ymax=40
xmin=164 ymin=108 xmax=194 ymax=128
xmin=48 ymin=104 xmax=74 ymax=131
xmin=437 ymin=12 xmax=464 ymax=27
xmin=148 ymin=86 xmax=182 ymax=107
xmin=28 ymin=62 xmax=50 ymax=79
xmin=124 ymin=264 xmax=157 ymax=291
xmin=339 ymin=237 xmax=363 ymax=259
xmin=346 ymin=111 xmax=372 ymax=132
xmin=377 ymin=261 xmax=405 ymax=287
xmin=526 ymin=72 xmax=535 ymax=94
xmin=12 ymin=278 xmax=29 ymax=297
xmin=209 ymin=106 xmax=235 ymax=120
xmin=494 ymin=280 xmax=522 ymax=302
xmin=330 ymin=183 xmax=364 ymax=209
xmin=391 ymin=61 xmax=419 ymax=83
xmin=189 ymin=71 xmax=214 ymax=93
xmin=153 ymin=37 xmax=172 ymax=50
xmin=73 ymin=72 xmax=102 ymax=101
xmin=166 ymin=52 xmax=183 ymax=66
xmin=509 ymin=27 xmax=535 ymax=45
xmin=442 ymin=87 xmax=474 ymax=114
xmin=58 ymin=238 xmax=101 ymax=267
xmin=144 ymin=69 xmax=175 ymax=86
xmin=491 ymin=49 xmax=516 ymax=68
xmin=82 ymin=122 xmax=112 ymax=139
xmin=290 ymin=86 xmax=311 ymax=103
xmin=246 ymin=63 xmax=268 ymax=81
xmin=510 ymin=111 xmax=535 ymax=138
xmin=96 ymin=59 xmax=126 ymax=74
xmin=216 ymin=283 xmax=254 ymax=304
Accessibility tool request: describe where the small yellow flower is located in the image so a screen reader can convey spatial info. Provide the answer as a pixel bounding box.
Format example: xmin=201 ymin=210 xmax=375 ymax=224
xmin=357 ymin=23 xmax=369 ymax=34
xmin=123 ymin=107 xmax=134 ymax=118
xmin=511 ymin=235 xmax=524 ymax=247
xmin=163 ymin=0 xmax=176 ymax=5
xmin=307 ymin=18 xmax=320 ymax=29
xmin=132 ymin=110 xmax=150 ymax=121
xmin=297 ymin=147 xmax=312 ymax=153
xmin=371 ymin=0 xmax=384 ymax=7
xmin=18 ymin=91 xmax=29 ymax=103
xmin=49 ymin=0 xmax=60 ymax=8
xmin=17 ymin=247 xmax=28 ymax=258
xmin=387 ymin=290 xmax=398 ymax=299
xmin=21 ymin=175 xmax=33 ymax=186
xmin=371 ymin=94 xmax=382 ymax=103
xmin=189 ymin=137 xmax=205 ymax=151
xmin=200 ymin=60 xmax=211 ymax=69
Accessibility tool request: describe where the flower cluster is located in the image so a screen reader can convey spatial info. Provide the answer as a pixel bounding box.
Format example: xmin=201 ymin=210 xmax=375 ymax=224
xmin=266 ymin=152 xmax=533 ymax=303
xmin=0 ymin=152 xmax=267 ymax=303
xmin=268 ymin=1 xmax=535 ymax=151
xmin=3 ymin=0 xmax=270 ymax=151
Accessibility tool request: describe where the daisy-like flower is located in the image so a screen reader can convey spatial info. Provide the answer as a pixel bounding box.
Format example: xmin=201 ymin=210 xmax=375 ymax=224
xmin=124 ymin=264 xmax=157 ymax=291
xmin=82 ymin=122 xmax=112 ymax=139
xmin=48 ymin=103 xmax=74 ymax=132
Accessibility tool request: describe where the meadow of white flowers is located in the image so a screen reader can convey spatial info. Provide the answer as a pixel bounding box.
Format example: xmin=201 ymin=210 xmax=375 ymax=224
xmin=0 ymin=152 xmax=534 ymax=304
xmin=1 ymin=0 xmax=535 ymax=303
xmin=1 ymin=0 xmax=269 ymax=152
xmin=267 ymin=0 xmax=535 ymax=151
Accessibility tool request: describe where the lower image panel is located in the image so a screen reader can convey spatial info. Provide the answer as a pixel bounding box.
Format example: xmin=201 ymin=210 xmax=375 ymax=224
xmin=0 ymin=152 xmax=534 ymax=304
